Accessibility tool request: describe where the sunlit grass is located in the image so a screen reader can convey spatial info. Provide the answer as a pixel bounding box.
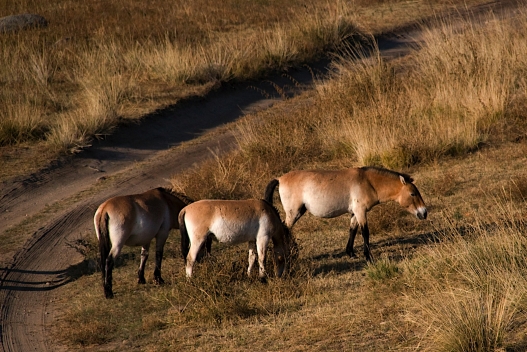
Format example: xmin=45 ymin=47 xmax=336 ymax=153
xmin=402 ymin=206 xmax=527 ymax=351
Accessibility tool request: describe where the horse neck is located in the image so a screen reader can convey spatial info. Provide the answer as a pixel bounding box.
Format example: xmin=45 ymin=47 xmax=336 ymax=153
xmin=165 ymin=193 xmax=186 ymax=228
xmin=367 ymin=172 xmax=402 ymax=203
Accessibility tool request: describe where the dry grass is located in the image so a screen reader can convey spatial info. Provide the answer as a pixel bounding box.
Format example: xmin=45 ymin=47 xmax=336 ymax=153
xmin=55 ymin=159 xmax=527 ymax=351
xmin=314 ymin=10 xmax=527 ymax=168
xmin=402 ymin=210 xmax=527 ymax=351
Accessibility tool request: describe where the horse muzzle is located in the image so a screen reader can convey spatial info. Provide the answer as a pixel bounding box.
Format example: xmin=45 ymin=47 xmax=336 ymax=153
xmin=416 ymin=208 xmax=428 ymax=220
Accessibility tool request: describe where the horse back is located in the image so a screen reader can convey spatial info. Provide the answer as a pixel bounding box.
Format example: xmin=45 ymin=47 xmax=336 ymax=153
xmin=99 ymin=190 xmax=172 ymax=245
xmin=183 ymin=199 xmax=279 ymax=244
xmin=278 ymin=169 xmax=361 ymax=216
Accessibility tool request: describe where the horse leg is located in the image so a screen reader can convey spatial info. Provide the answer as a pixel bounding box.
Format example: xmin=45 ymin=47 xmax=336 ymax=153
xmin=346 ymin=215 xmax=359 ymax=258
xmin=256 ymin=237 xmax=269 ymax=283
xmin=154 ymin=232 xmax=169 ymax=285
xmin=285 ymin=204 xmax=306 ymax=228
xmin=153 ymin=247 xmax=164 ymax=285
xmin=272 ymin=237 xmax=286 ymax=278
xmin=138 ymin=244 xmax=149 ymax=284
xmin=185 ymin=238 xmax=204 ymax=278
xmin=104 ymin=246 xmax=121 ymax=299
xmin=196 ymin=235 xmax=212 ymax=262
xmin=247 ymin=241 xmax=257 ymax=277
xmin=354 ymin=212 xmax=373 ymax=262
xmin=154 ymin=246 xmax=166 ymax=285
xmin=206 ymin=235 xmax=212 ymax=254
xmin=361 ymin=222 xmax=372 ymax=262
xmin=104 ymin=255 xmax=115 ymax=299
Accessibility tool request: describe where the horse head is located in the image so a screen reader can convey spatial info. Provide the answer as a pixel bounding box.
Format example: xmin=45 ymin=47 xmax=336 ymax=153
xmin=396 ymin=175 xmax=428 ymax=220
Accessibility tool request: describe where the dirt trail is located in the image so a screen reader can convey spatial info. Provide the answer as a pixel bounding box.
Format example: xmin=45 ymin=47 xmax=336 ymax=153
xmin=0 ymin=2 xmax=518 ymax=351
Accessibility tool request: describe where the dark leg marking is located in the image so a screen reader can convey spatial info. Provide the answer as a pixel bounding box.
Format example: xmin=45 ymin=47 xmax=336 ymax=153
xmin=206 ymin=236 xmax=212 ymax=254
xmin=361 ymin=223 xmax=373 ymax=262
xmin=104 ymin=256 xmax=115 ymax=299
xmin=346 ymin=226 xmax=359 ymax=258
xmin=154 ymin=249 xmax=164 ymax=285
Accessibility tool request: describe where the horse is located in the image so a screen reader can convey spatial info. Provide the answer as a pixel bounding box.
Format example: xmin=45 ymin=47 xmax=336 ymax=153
xmin=94 ymin=187 xmax=194 ymax=299
xmin=179 ymin=199 xmax=291 ymax=282
xmin=264 ymin=166 xmax=427 ymax=262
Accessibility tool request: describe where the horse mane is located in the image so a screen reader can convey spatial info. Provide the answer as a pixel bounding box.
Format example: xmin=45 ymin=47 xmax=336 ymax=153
xmin=261 ymin=198 xmax=282 ymax=218
xmin=158 ymin=187 xmax=194 ymax=205
xmin=360 ymin=166 xmax=414 ymax=183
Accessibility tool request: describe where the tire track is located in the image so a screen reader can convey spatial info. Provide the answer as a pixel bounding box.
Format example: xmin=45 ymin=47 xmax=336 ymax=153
xmin=0 ymin=206 xmax=91 ymax=352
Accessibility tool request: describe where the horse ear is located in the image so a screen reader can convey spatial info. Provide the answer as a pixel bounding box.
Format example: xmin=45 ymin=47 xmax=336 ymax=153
xmin=399 ymin=175 xmax=407 ymax=185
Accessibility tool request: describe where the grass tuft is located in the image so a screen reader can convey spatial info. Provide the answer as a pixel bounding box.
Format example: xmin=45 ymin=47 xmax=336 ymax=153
xmin=366 ymin=256 xmax=401 ymax=282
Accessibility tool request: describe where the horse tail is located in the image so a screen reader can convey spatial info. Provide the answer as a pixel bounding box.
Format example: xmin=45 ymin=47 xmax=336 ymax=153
xmin=94 ymin=209 xmax=111 ymax=285
xmin=264 ymin=178 xmax=279 ymax=204
xmin=179 ymin=209 xmax=190 ymax=263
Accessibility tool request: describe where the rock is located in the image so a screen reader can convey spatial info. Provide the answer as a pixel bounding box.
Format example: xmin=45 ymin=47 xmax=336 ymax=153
xmin=0 ymin=14 xmax=48 ymax=33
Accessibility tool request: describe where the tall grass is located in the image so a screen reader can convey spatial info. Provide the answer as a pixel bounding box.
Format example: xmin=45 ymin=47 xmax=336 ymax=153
xmin=315 ymin=10 xmax=527 ymax=168
xmin=402 ymin=206 xmax=527 ymax=351
xmin=0 ymin=99 xmax=48 ymax=146
xmin=235 ymin=12 xmax=527 ymax=177
xmin=0 ymin=0 xmax=491 ymax=180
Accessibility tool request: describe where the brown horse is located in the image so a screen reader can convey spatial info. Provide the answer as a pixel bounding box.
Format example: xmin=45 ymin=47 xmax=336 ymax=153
xmin=179 ymin=199 xmax=290 ymax=281
xmin=94 ymin=187 xmax=194 ymax=298
xmin=264 ymin=166 xmax=427 ymax=261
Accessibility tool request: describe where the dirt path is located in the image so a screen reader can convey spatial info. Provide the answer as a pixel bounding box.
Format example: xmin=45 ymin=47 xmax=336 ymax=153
xmin=0 ymin=2 xmax=518 ymax=351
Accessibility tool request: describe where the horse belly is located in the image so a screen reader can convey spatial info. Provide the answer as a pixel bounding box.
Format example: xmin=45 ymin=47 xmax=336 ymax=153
xmin=124 ymin=219 xmax=163 ymax=247
xmin=124 ymin=232 xmax=154 ymax=247
xmin=304 ymin=192 xmax=349 ymax=219
xmin=308 ymin=205 xmax=348 ymax=218
xmin=209 ymin=220 xmax=258 ymax=245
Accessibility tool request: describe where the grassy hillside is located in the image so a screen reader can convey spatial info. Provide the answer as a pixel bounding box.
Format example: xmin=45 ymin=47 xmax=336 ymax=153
xmin=0 ymin=0 xmax=489 ymax=181
xmin=52 ymin=2 xmax=527 ymax=351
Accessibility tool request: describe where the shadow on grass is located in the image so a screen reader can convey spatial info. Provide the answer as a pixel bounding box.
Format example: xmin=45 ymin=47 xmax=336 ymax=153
xmin=307 ymin=223 xmax=501 ymax=277
xmin=311 ymin=255 xmax=366 ymax=276
xmin=507 ymin=341 xmax=527 ymax=352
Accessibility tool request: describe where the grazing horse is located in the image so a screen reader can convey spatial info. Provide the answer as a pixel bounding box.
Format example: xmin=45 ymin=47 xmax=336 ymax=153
xmin=264 ymin=166 xmax=427 ymax=261
xmin=94 ymin=187 xmax=193 ymax=299
xmin=179 ymin=199 xmax=290 ymax=281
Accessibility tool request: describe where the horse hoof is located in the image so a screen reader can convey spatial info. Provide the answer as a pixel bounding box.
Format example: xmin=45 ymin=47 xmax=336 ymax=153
xmin=259 ymin=276 xmax=268 ymax=284
xmin=154 ymin=277 xmax=165 ymax=285
xmin=138 ymin=278 xmax=146 ymax=285
xmin=346 ymin=251 xmax=357 ymax=258
xmin=105 ymin=291 xmax=114 ymax=299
